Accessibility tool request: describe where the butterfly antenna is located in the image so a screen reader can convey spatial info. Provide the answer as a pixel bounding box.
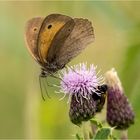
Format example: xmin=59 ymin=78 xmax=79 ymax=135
xmin=50 ymin=72 xmax=68 ymax=85
xmin=49 ymin=73 xmax=62 ymax=81
xmin=66 ymin=64 xmax=81 ymax=76
xmin=39 ymin=75 xmax=46 ymax=101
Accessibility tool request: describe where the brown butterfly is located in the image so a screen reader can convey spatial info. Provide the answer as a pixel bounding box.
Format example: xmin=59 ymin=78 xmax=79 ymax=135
xmin=25 ymin=14 xmax=95 ymax=99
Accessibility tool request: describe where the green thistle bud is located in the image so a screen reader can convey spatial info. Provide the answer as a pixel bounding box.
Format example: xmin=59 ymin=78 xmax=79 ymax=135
xmin=105 ymin=68 xmax=135 ymax=130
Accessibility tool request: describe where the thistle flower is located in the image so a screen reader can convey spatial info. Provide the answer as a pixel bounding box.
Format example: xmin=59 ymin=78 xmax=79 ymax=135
xmin=59 ymin=63 xmax=104 ymax=125
xmin=105 ymin=68 xmax=135 ymax=130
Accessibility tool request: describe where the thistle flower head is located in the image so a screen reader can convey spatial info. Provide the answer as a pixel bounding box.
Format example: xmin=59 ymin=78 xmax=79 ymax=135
xmin=59 ymin=63 xmax=103 ymax=101
xmin=105 ymin=68 xmax=135 ymax=130
xmin=59 ymin=63 xmax=104 ymax=125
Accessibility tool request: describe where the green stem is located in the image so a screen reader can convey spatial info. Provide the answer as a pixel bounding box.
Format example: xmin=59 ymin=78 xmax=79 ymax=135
xmin=90 ymin=121 xmax=97 ymax=136
xmin=82 ymin=122 xmax=89 ymax=140
xmin=120 ymin=130 xmax=128 ymax=140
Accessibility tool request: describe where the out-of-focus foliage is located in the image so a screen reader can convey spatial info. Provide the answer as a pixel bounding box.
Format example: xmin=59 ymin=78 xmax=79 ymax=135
xmin=0 ymin=1 xmax=140 ymax=139
xmin=94 ymin=127 xmax=111 ymax=140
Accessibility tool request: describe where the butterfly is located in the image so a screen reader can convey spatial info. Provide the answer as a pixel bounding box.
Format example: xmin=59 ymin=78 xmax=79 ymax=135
xmin=25 ymin=13 xmax=95 ymax=99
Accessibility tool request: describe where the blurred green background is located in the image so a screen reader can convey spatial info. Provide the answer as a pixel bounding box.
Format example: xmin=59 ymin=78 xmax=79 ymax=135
xmin=0 ymin=1 xmax=140 ymax=139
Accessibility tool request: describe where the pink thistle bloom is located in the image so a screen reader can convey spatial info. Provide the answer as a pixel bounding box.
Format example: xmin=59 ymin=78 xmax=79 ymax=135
xmin=58 ymin=63 xmax=104 ymax=125
xmin=59 ymin=63 xmax=103 ymax=102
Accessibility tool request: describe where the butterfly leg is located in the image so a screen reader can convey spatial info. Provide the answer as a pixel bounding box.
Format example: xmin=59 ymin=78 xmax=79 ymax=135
xmin=39 ymin=75 xmax=46 ymax=101
xmin=39 ymin=74 xmax=51 ymax=100
xmin=49 ymin=72 xmax=62 ymax=81
xmin=66 ymin=64 xmax=82 ymax=76
xmin=49 ymin=72 xmax=69 ymax=87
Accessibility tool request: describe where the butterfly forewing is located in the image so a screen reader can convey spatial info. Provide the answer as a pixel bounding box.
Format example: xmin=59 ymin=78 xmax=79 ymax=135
xmin=37 ymin=14 xmax=73 ymax=64
xmin=46 ymin=18 xmax=75 ymax=63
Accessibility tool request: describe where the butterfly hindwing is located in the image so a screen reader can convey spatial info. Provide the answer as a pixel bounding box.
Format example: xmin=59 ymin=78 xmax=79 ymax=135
xmin=25 ymin=17 xmax=44 ymax=64
xmin=55 ymin=18 xmax=95 ymax=66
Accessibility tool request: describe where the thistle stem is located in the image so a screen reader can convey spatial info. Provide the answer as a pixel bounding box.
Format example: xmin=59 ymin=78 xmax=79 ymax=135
xmin=120 ymin=130 xmax=128 ymax=140
xmin=90 ymin=122 xmax=97 ymax=136
xmin=82 ymin=122 xmax=89 ymax=140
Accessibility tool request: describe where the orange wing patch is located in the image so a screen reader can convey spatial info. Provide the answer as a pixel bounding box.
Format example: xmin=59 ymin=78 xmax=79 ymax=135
xmin=38 ymin=20 xmax=66 ymax=63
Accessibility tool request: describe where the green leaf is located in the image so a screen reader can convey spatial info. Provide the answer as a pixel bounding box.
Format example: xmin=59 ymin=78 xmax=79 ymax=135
xmin=121 ymin=44 xmax=140 ymax=96
xmin=75 ymin=133 xmax=83 ymax=140
xmin=94 ymin=127 xmax=111 ymax=140
xmin=121 ymin=43 xmax=140 ymax=138
xmin=109 ymin=135 xmax=118 ymax=140
xmin=90 ymin=118 xmax=103 ymax=128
